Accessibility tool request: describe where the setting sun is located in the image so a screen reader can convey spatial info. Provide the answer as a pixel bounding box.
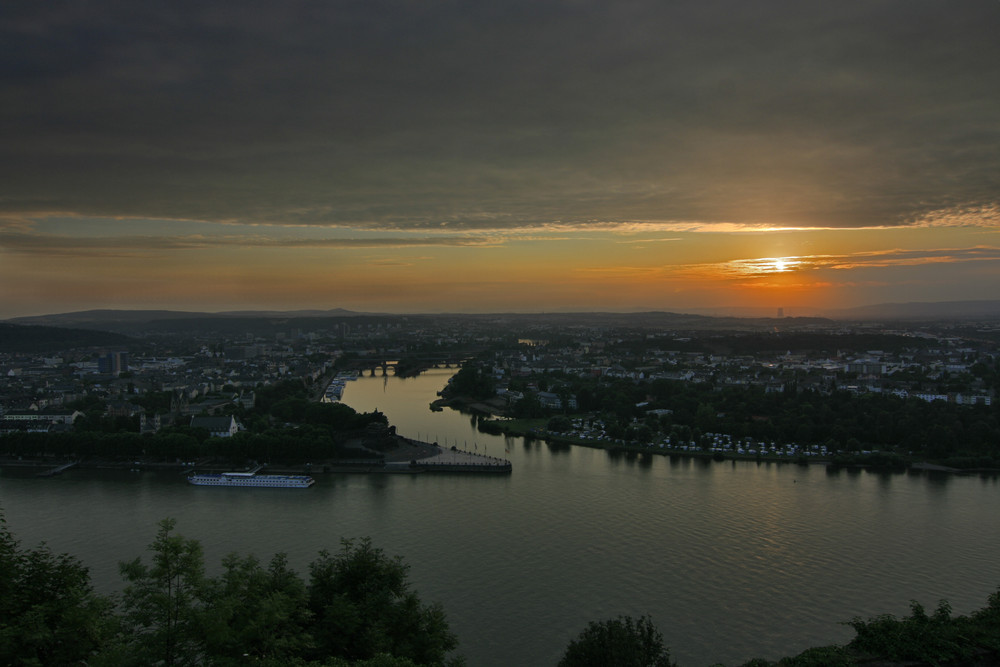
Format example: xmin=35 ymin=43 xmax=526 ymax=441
xmin=769 ymin=257 xmax=804 ymax=273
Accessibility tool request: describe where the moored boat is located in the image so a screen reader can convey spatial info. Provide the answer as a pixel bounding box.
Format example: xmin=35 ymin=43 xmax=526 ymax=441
xmin=187 ymin=471 xmax=315 ymax=488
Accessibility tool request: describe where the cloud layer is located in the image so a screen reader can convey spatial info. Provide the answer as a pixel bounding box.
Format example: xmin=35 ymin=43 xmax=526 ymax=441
xmin=3 ymin=0 xmax=999 ymax=231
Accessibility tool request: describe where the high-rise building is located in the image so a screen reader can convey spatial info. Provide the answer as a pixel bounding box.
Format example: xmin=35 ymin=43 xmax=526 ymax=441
xmin=777 ymin=307 xmax=784 ymax=318
xmin=98 ymin=351 xmax=129 ymax=375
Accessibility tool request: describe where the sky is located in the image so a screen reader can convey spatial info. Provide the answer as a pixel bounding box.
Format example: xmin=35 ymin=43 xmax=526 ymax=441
xmin=2 ymin=0 xmax=999 ymax=318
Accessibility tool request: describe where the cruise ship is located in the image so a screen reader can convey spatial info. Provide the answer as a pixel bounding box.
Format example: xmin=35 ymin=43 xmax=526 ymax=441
xmin=187 ymin=471 xmax=315 ymax=488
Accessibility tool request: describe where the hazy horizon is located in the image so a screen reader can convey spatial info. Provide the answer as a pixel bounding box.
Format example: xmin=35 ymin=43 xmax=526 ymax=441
xmin=8 ymin=298 xmax=1000 ymax=325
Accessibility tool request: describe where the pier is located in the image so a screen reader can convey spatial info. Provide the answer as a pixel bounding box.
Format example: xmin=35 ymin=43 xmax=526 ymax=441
xmin=341 ymin=437 xmax=513 ymax=475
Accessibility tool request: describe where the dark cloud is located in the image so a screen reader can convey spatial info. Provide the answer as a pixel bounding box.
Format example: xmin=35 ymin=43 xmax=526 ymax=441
xmin=0 ymin=229 xmax=499 ymax=256
xmin=2 ymin=0 xmax=998 ymax=229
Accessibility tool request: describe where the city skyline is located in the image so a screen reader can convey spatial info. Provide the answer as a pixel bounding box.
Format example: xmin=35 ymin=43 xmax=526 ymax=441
xmin=2 ymin=1 xmax=999 ymax=319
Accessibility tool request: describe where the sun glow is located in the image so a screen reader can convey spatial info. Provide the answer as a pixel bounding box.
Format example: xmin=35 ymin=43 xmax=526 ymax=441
xmin=715 ymin=256 xmax=804 ymax=277
xmin=768 ymin=257 xmax=806 ymax=273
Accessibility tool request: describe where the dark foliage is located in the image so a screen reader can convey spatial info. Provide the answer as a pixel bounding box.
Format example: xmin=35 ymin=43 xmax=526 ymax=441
xmin=845 ymin=595 xmax=1000 ymax=665
xmin=442 ymin=365 xmax=495 ymax=401
xmin=740 ymin=589 xmax=1000 ymax=666
xmin=558 ymin=615 xmax=677 ymax=667
xmin=1 ymin=515 xmax=461 ymax=667
xmin=307 ymin=538 xmax=458 ymax=665
xmin=0 ymin=511 xmax=115 ymax=665
xmin=0 ymin=322 xmax=132 ymax=353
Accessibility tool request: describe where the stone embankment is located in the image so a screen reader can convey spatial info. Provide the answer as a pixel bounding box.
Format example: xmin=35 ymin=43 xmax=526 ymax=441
xmin=380 ymin=438 xmax=512 ymax=474
xmin=406 ymin=446 xmax=511 ymax=473
xmin=314 ymin=436 xmax=511 ymax=474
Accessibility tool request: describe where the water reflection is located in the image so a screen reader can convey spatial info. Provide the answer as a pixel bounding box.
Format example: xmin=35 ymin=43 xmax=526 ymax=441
xmin=545 ymin=441 xmax=570 ymax=455
xmin=924 ymin=470 xmax=952 ymax=492
xmin=875 ymin=471 xmax=894 ymax=492
xmin=364 ymin=475 xmax=392 ymax=494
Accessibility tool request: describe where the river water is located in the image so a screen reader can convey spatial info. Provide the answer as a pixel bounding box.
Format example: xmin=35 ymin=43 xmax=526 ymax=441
xmin=2 ymin=367 xmax=999 ymax=666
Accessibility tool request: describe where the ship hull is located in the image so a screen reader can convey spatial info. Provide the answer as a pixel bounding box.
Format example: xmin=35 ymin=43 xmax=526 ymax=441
xmin=187 ymin=472 xmax=315 ymax=488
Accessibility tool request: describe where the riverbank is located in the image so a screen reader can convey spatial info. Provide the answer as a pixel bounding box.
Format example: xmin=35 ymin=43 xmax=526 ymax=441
xmin=0 ymin=434 xmax=512 ymax=478
xmin=437 ymin=394 xmax=1000 ymax=476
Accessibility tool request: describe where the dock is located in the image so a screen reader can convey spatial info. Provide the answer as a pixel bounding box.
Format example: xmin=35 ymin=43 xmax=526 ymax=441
xmin=36 ymin=461 xmax=79 ymax=477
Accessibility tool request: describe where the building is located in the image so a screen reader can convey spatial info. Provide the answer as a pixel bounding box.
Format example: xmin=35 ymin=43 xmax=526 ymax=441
xmin=98 ymin=351 xmax=129 ymax=376
xmin=0 ymin=409 xmax=83 ymax=433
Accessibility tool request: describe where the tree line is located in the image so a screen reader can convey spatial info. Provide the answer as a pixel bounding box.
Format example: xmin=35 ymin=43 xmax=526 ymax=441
xmin=1 ymin=513 xmax=460 ymax=667
xmin=0 ymin=424 xmax=384 ymax=464
xmin=593 ymin=377 xmax=1000 ymax=465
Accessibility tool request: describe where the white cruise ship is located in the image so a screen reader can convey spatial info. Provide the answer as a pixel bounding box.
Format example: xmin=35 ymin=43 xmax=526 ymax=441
xmin=187 ymin=471 xmax=315 ymax=488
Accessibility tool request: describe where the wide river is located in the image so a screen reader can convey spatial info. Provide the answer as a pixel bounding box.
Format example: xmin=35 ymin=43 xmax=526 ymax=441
xmin=2 ymin=367 xmax=999 ymax=666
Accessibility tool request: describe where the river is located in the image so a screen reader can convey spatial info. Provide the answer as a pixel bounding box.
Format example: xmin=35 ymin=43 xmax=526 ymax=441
xmin=1 ymin=367 xmax=999 ymax=666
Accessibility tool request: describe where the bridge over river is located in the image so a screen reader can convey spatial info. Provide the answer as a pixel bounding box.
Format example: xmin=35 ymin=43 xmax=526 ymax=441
xmin=343 ymin=351 xmax=478 ymax=376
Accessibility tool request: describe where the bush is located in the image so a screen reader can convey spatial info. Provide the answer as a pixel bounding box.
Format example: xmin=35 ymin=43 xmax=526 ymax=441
xmin=846 ymin=598 xmax=984 ymax=665
xmin=558 ymin=615 xmax=677 ymax=667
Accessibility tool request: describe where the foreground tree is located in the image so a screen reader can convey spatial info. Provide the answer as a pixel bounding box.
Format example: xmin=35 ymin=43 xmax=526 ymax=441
xmin=0 ymin=510 xmax=114 ymax=665
xmin=111 ymin=518 xmax=207 ymax=666
xmin=558 ymin=615 xmax=677 ymax=667
xmin=307 ymin=537 xmax=459 ymax=666
xmin=200 ymin=552 xmax=314 ymax=664
xmin=2 ymin=514 xmax=460 ymax=667
xmin=844 ymin=592 xmax=1000 ymax=665
xmin=737 ymin=588 xmax=1000 ymax=665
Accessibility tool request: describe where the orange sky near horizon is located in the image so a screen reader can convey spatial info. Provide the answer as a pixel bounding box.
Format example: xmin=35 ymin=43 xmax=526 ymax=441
xmin=3 ymin=219 xmax=998 ymax=318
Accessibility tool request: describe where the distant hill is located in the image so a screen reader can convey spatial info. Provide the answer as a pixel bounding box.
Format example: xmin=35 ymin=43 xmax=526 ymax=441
xmin=7 ymin=300 xmax=999 ymax=335
xmin=1 ymin=308 xmax=835 ymax=337
xmin=8 ymin=308 xmax=363 ymax=327
xmin=0 ymin=322 xmax=133 ymax=353
xmin=5 ymin=308 xmax=369 ymax=334
xmin=454 ymin=310 xmax=832 ymax=331
xmin=8 ymin=309 xmax=207 ymax=327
